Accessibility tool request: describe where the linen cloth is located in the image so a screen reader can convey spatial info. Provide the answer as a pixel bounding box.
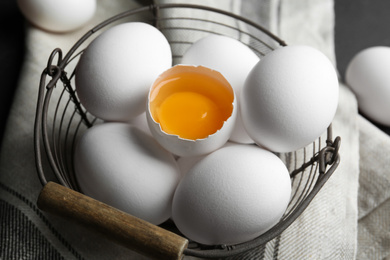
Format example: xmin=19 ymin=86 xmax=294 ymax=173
xmin=0 ymin=0 xmax=388 ymax=259
xmin=356 ymin=116 xmax=390 ymax=260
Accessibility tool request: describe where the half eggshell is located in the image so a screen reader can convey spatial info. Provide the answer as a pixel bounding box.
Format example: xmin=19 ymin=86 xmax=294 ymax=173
xmin=146 ymin=65 xmax=237 ymax=157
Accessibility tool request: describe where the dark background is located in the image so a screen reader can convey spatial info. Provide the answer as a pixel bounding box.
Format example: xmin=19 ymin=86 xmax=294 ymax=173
xmin=0 ymin=1 xmax=26 ymax=148
xmin=1 ymin=0 xmax=389 ymax=148
xmin=335 ymin=0 xmax=390 ymax=135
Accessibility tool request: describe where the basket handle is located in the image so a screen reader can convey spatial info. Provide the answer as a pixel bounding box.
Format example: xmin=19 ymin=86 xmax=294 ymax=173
xmin=37 ymin=181 xmax=188 ymax=260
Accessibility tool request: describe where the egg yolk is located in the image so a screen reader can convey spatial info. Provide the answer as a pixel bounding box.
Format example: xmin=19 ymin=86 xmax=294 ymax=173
xmin=149 ymin=66 xmax=234 ymax=140
xmin=158 ymin=91 xmax=223 ymax=140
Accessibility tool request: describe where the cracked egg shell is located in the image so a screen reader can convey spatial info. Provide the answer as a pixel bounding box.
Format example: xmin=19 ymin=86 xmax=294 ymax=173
xmin=146 ymin=65 xmax=237 ymax=157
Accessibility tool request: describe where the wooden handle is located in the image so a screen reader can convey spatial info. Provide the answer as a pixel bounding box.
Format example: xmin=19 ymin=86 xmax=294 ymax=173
xmin=37 ymin=182 xmax=188 ymax=260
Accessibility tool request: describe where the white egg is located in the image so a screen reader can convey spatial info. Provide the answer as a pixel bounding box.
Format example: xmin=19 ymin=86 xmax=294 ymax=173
xmin=76 ymin=22 xmax=172 ymax=121
xmin=181 ymin=34 xmax=259 ymax=144
xmin=241 ymin=45 xmax=339 ymax=153
xmin=147 ymin=65 xmax=237 ymax=157
xmin=172 ymin=144 xmax=291 ymax=245
xmin=74 ymin=122 xmax=181 ymax=225
xmin=17 ymin=0 xmax=96 ymax=32
xmin=345 ymin=46 xmax=390 ymax=126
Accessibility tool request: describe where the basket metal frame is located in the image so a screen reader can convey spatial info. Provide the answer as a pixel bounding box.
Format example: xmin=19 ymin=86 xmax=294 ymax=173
xmin=33 ymin=4 xmax=341 ymax=259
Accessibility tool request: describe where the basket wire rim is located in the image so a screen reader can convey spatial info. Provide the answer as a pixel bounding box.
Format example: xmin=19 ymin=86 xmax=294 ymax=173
xmin=33 ymin=3 xmax=341 ymax=259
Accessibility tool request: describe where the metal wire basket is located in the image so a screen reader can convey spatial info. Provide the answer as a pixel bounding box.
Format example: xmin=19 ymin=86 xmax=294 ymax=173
xmin=33 ymin=4 xmax=341 ymax=260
